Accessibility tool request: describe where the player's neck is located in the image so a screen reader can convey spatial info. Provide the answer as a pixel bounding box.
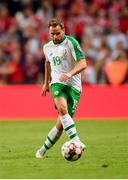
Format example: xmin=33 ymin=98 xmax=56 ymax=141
xmin=53 ymin=35 xmax=66 ymax=45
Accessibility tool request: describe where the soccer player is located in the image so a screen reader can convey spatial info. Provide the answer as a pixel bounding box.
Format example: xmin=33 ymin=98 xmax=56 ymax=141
xmin=36 ymin=18 xmax=87 ymax=158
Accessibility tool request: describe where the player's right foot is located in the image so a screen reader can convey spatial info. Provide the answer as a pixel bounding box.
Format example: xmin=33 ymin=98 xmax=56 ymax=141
xmin=80 ymin=142 xmax=87 ymax=151
xmin=69 ymin=139 xmax=87 ymax=151
xmin=35 ymin=149 xmax=46 ymax=158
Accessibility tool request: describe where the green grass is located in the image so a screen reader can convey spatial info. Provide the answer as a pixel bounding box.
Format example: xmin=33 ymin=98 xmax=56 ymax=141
xmin=0 ymin=120 xmax=128 ymax=179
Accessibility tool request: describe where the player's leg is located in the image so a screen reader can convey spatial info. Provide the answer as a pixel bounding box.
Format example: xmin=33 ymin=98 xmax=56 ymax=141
xmin=51 ymin=83 xmax=80 ymax=141
xmin=67 ymin=87 xmax=86 ymax=150
xmin=36 ymin=116 xmax=63 ymax=158
xmin=54 ymin=96 xmax=80 ymax=141
xmin=53 ymin=85 xmax=86 ymax=150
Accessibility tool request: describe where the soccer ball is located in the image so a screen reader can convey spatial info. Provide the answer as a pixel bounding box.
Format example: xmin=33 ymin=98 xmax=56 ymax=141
xmin=61 ymin=140 xmax=83 ymax=161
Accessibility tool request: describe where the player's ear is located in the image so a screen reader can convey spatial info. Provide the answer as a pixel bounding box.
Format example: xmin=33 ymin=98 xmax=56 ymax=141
xmin=62 ymin=28 xmax=65 ymax=34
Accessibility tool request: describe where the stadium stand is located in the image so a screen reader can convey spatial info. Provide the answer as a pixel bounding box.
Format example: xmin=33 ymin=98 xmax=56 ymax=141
xmin=0 ymin=0 xmax=128 ymax=85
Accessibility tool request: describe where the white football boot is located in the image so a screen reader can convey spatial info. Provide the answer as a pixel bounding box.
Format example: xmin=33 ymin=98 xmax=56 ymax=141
xmin=35 ymin=149 xmax=46 ymax=158
xmin=80 ymin=141 xmax=86 ymax=151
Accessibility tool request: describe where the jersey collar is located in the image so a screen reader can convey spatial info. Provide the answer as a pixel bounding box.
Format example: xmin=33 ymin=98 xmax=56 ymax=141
xmin=62 ymin=35 xmax=66 ymax=42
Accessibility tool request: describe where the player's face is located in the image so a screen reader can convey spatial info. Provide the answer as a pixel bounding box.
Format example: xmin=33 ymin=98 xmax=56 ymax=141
xmin=49 ymin=25 xmax=65 ymax=44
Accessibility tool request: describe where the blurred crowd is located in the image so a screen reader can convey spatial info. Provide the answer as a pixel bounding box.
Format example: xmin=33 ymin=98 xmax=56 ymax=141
xmin=0 ymin=0 xmax=128 ymax=85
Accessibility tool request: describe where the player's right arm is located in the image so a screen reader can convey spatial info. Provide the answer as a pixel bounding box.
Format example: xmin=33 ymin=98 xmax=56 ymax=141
xmin=41 ymin=61 xmax=51 ymax=96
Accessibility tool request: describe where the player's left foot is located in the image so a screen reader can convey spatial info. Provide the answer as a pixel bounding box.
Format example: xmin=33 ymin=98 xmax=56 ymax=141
xmin=35 ymin=149 xmax=46 ymax=158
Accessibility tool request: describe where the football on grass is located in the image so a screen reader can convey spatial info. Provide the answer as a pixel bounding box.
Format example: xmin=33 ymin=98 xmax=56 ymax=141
xmin=61 ymin=140 xmax=83 ymax=161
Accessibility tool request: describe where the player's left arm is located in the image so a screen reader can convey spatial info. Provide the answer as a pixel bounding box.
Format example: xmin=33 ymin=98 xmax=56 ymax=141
xmin=59 ymin=59 xmax=87 ymax=82
xmin=59 ymin=36 xmax=87 ymax=82
xmin=68 ymin=59 xmax=87 ymax=76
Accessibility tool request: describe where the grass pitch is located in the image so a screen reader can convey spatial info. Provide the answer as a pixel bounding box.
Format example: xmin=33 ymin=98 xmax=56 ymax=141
xmin=0 ymin=120 xmax=128 ymax=179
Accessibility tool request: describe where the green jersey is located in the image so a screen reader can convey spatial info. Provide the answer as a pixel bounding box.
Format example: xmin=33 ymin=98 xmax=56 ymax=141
xmin=43 ymin=35 xmax=85 ymax=92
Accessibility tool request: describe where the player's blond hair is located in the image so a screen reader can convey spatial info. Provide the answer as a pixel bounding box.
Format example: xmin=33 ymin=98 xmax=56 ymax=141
xmin=48 ymin=18 xmax=64 ymax=29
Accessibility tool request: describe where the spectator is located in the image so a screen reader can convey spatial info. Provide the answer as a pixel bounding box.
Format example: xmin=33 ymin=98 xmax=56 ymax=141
xmin=0 ymin=48 xmax=24 ymax=84
xmin=23 ymin=25 xmax=40 ymax=55
xmin=6 ymin=49 xmax=24 ymax=84
xmin=0 ymin=47 xmax=9 ymax=84
xmin=82 ymin=59 xmax=97 ymax=84
xmin=106 ymin=24 xmax=127 ymax=51
xmin=0 ymin=5 xmax=11 ymax=35
xmin=23 ymin=53 xmax=40 ymax=84
xmin=119 ymin=7 xmax=128 ymax=34
xmin=104 ymin=51 xmax=128 ymax=85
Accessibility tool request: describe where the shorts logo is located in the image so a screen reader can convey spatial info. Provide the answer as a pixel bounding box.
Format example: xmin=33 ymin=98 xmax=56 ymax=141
xmin=54 ymin=90 xmax=59 ymax=95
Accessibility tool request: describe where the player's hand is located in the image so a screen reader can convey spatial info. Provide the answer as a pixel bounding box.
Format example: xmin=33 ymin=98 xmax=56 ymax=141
xmin=41 ymin=84 xmax=49 ymax=96
xmin=59 ymin=73 xmax=72 ymax=82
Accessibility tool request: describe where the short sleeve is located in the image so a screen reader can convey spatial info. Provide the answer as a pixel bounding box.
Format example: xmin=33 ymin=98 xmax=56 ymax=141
xmin=67 ymin=36 xmax=85 ymax=61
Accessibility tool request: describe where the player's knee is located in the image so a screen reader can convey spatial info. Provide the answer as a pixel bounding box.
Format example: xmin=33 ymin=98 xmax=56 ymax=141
xmin=58 ymin=104 xmax=68 ymax=115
